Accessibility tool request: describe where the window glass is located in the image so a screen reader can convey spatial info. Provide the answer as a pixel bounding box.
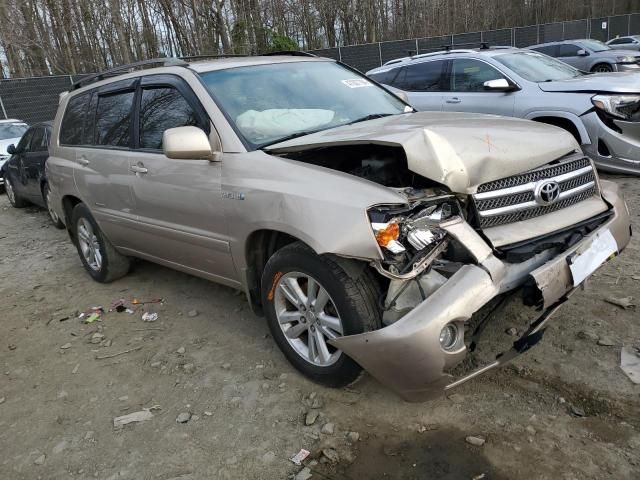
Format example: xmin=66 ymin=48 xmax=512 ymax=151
xmin=398 ymin=61 xmax=445 ymax=91
xmin=368 ymin=68 xmax=400 ymax=86
xmin=139 ymin=87 xmax=199 ymax=149
xmin=16 ymin=129 xmax=34 ymax=153
xmin=60 ymin=93 xmax=90 ymax=145
xmin=558 ymin=44 xmax=581 ymax=57
xmin=30 ymin=127 xmax=46 ymax=152
xmin=531 ymin=45 xmax=557 ymax=56
xmin=450 ymin=59 xmax=505 ymax=92
xmin=496 ymin=51 xmax=582 ymax=82
xmin=94 ymin=91 xmax=134 ymax=147
xmin=611 ymin=38 xmax=631 ymax=45
xmin=578 ymin=39 xmax=609 ymax=52
xmin=0 ymin=122 xmax=28 ymax=141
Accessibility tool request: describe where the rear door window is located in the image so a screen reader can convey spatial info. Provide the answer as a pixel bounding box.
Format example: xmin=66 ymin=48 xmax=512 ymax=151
xmin=138 ymin=87 xmax=199 ymax=150
xmin=60 ymin=93 xmax=90 ymax=145
xmin=94 ymin=91 xmax=135 ymax=147
xmin=397 ymin=60 xmax=446 ymax=91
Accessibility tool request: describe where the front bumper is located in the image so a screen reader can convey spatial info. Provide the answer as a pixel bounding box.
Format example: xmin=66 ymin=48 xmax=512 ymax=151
xmin=331 ymin=180 xmax=631 ymax=402
xmin=616 ymin=63 xmax=640 ymax=72
xmin=581 ymin=111 xmax=640 ymax=175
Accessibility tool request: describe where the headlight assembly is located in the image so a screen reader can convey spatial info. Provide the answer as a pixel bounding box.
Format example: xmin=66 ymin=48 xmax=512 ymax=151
xmin=592 ymin=94 xmax=640 ymax=121
xmin=616 ymin=55 xmax=636 ymax=63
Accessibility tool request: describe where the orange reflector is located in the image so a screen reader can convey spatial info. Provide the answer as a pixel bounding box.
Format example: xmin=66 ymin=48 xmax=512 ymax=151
xmin=375 ymin=223 xmax=400 ymax=247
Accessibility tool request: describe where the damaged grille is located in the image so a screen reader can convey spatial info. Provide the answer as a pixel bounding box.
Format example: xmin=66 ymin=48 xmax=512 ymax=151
xmin=473 ymin=156 xmax=598 ymax=228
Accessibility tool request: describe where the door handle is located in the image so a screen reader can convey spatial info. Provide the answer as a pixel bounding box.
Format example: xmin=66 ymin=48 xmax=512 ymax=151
xmin=446 ymin=97 xmax=461 ymax=104
xmin=130 ymin=164 xmax=148 ymax=174
xmin=78 ymin=156 xmax=89 ymax=166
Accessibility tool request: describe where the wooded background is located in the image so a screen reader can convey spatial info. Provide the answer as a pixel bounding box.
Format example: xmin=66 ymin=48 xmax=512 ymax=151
xmin=0 ymin=0 xmax=639 ymax=77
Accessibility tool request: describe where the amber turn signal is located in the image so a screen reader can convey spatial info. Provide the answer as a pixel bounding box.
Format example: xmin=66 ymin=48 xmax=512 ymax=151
xmin=375 ymin=222 xmax=400 ymax=247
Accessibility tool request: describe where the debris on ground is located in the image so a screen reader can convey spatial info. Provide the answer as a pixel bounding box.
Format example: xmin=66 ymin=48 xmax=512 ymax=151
xmin=221 ymin=362 xmax=231 ymax=369
xmin=604 ymin=296 xmax=635 ymax=310
xmin=176 ymin=346 xmax=186 ymax=355
xmin=176 ymin=412 xmax=192 ymax=423
xmin=187 ymin=309 xmax=199 ymax=317
xmin=90 ymin=332 xmax=105 ymax=344
xmin=294 ymin=466 xmax=313 ymax=480
xmin=95 ymin=346 xmax=142 ymax=360
xmin=33 ymin=454 xmax=46 ymax=465
xmin=621 ymin=346 xmax=640 ymax=384
xmin=322 ymin=448 xmax=339 ymax=464
xmin=113 ymin=409 xmax=154 ymax=428
xmin=72 ymin=364 xmax=79 ymax=374
xmin=465 ymin=436 xmax=486 ymax=446
xmin=82 ymin=306 xmax=105 ymax=323
xmin=597 ymin=337 xmax=616 ymax=347
xmin=289 ymin=448 xmax=310 ymax=466
xmin=60 ymin=343 xmax=72 ymax=350
xmin=141 ymin=312 xmax=158 ymax=322
xmin=346 ymin=431 xmax=360 ymax=443
xmin=505 ymin=327 xmax=518 ymax=336
xmin=305 ymin=410 xmax=319 ymax=426
xmin=570 ymin=405 xmax=586 ymax=417
xmin=132 ymin=298 xmax=163 ymax=306
xmin=321 ymin=422 xmax=335 ymax=435
xmin=0 ymin=397 xmax=5 ymax=404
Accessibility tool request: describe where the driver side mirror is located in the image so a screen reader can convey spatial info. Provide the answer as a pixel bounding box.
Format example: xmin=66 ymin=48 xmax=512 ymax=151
xmin=163 ymin=126 xmax=221 ymax=162
xmin=6 ymin=144 xmax=16 ymax=155
xmin=577 ymin=49 xmax=588 ymax=56
xmin=483 ymin=78 xmax=515 ymax=92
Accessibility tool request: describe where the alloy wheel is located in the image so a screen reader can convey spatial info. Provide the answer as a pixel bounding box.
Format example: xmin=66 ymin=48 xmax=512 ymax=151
xmin=77 ymin=218 xmax=102 ymax=271
xmin=273 ymin=272 xmax=344 ymax=367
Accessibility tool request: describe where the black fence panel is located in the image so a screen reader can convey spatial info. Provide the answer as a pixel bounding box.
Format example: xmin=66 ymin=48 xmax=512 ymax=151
xmin=482 ymin=29 xmax=512 ymax=46
xmin=540 ymin=23 xmax=563 ymax=43
xmin=563 ymin=19 xmax=588 ymax=40
xmin=339 ymin=43 xmax=380 ymax=72
xmin=0 ymin=75 xmax=73 ymax=124
xmin=452 ymin=32 xmax=481 ymax=47
xmin=380 ymin=39 xmax=417 ymax=63
xmin=590 ymin=17 xmax=609 ymax=41
xmin=417 ymin=35 xmax=452 ymax=53
xmin=609 ymin=15 xmax=630 ymax=39
xmin=631 ymin=13 xmax=640 ymax=34
xmin=309 ymin=48 xmax=340 ymax=61
xmin=514 ymin=26 xmax=538 ymax=47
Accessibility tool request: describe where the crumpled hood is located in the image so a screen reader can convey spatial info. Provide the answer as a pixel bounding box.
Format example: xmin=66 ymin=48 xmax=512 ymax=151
xmin=538 ymin=71 xmax=640 ymax=93
xmin=265 ymin=112 xmax=578 ymax=193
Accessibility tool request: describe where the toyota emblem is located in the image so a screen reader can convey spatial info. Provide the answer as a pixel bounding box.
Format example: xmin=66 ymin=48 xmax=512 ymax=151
xmin=535 ymin=180 xmax=561 ymax=206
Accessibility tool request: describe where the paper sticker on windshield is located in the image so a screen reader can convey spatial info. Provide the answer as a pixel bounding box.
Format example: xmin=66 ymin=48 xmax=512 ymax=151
xmin=341 ymin=78 xmax=373 ymax=88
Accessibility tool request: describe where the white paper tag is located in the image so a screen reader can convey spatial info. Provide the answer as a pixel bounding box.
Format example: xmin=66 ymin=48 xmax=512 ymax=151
xmin=341 ymin=78 xmax=373 ymax=88
xmin=568 ymin=229 xmax=617 ymax=287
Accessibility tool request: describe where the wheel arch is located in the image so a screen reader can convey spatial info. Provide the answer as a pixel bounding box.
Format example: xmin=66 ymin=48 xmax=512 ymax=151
xmin=61 ymin=194 xmax=83 ymax=242
xmin=527 ymin=111 xmax=590 ymax=145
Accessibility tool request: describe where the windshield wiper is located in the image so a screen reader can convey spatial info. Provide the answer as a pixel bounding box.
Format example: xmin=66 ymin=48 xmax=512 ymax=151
xmin=259 ymin=127 xmax=330 ymax=149
xmin=345 ymin=113 xmax=395 ymax=125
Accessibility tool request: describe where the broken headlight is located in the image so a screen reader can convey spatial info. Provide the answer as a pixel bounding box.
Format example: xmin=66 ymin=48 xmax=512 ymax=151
xmin=368 ymin=198 xmax=461 ymax=278
xmin=592 ymin=94 xmax=640 ymax=121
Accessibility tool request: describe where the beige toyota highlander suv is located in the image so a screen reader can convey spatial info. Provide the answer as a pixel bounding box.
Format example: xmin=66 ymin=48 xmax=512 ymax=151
xmin=46 ymin=55 xmax=631 ymax=402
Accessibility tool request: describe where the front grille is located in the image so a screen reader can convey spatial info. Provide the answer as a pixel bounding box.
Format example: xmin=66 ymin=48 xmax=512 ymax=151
xmin=472 ymin=156 xmax=598 ymax=228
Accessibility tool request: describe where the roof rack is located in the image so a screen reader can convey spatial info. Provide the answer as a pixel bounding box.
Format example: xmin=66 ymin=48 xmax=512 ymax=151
xmin=180 ymin=54 xmax=246 ymax=61
xmin=71 ymin=57 xmax=188 ymax=90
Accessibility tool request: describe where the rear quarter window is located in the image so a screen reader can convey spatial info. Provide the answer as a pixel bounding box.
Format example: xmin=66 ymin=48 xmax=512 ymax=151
xmin=60 ymin=93 xmax=91 ymax=145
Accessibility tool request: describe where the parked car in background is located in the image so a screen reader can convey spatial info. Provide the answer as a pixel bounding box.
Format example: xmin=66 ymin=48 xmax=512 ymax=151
xmin=3 ymin=121 xmax=63 ymax=227
xmin=45 ymin=56 xmax=631 ymax=402
xmin=606 ymin=35 xmax=640 ymax=51
xmin=0 ymin=119 xmax=29 ymax=187
xmin=367 ymin=47 xmax=640 ymax=174
xmin=529 ymin=39 xmax=640 ymax=72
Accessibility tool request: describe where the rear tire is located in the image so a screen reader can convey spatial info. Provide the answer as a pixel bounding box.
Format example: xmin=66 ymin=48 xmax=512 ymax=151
xmin=261 ymin=242 xmax=381 ymax=387
xmin=43 ymin=182 xmax=64 ymax=229
xmin=5 ymin=175 xmax=28 ymax=208
xmin=591 ymin=63 xmax=613 ymax=73
xmin=71 ymin=203 xmax=130 ymax=283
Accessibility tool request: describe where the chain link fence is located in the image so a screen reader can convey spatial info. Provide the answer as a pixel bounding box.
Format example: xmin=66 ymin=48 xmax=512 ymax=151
xmin=0 ymin=13 xmax=638 ymax=125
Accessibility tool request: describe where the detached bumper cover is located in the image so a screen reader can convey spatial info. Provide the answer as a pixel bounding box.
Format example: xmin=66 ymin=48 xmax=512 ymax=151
xmin=331 ymin=180 xmax=631 ymax=402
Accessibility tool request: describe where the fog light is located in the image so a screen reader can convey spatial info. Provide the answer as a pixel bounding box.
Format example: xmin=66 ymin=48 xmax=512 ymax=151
xmin=439 ymin=323 xmax=459 ymax=351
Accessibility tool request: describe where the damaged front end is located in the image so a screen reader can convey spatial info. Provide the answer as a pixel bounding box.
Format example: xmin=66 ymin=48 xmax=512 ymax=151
xmin=330 ymin=180 xmax=631 ymax=403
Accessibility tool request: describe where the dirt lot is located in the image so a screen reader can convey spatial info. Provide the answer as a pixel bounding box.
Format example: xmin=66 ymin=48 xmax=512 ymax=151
xmin=1 ymin=174 xmax=639 ymax=480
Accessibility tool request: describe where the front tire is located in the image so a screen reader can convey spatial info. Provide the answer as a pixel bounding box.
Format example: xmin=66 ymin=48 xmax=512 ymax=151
xmin=71 ymin=203 xmax=130 ymax=283
xmin=591 ymin=63 xmax=613 ymax=73
xmin=261 ymin=242 xmax=381 ymax=387
xmin=5 ymin=175 xmax=28 ymax=208
xmin=43 ymin=182 xmax=64 ymax=229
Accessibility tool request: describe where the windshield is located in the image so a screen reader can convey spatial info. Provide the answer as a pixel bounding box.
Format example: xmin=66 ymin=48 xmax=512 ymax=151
xmin=199 ymin=61 xmax=408 ymax=149
xmin=0 ymin=122 xmax=28 ymax=141
xmin=496 ymin=51 xmax=583 ymax=82
xmin=579 ymin=39 xmax=610 ymax=52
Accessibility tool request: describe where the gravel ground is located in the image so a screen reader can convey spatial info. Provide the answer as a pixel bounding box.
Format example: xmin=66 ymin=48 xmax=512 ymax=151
xmin=0 ymin=174 xmax=639 ymax=480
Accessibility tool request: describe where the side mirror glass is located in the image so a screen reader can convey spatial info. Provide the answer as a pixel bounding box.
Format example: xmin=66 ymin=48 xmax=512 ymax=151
xmin=6 ymin=144 xmax=16 ymax=155
xmin=577 ymin=49 xmax=588 ymax=56
xmin=483 ymin=78 xmax=512 ymax=91
xmin=163 ymin=126 xmax=220 ymax=162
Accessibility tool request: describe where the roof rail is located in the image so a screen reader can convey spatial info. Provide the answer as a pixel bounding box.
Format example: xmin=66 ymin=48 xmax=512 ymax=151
xmin=71 ymin=57 xmax=188 ymax=90
xmin=262 ymin=51 xmax=317 ymax=57
xmin=180 ymin=54 xmax=246 ymax=61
